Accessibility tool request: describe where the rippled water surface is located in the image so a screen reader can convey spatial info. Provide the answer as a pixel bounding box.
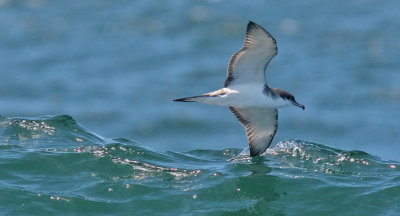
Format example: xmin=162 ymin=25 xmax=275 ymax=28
xmin=1 ymin=115 xmax=399 ymax=215
xmin=1 ymin=0 xmax=400 ymax=215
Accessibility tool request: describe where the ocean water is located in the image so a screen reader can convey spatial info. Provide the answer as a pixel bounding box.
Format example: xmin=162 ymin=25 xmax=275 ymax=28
xmin=0 ymin=115 xmax=399 ymax=215
xmin=1 ymin=0 xmax=400 ymax=215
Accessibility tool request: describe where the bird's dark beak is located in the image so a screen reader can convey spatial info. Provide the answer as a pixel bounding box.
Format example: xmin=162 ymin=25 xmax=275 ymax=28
xmin=293 ymin=101 xmax=305 ymax=110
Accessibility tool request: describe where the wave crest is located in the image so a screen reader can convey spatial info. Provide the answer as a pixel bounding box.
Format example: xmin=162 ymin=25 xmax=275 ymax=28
xmin=0 ymin=115 xmax=111 ymax=148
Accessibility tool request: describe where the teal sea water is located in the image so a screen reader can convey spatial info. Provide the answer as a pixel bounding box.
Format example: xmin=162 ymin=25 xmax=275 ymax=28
xmin=1 ymin=115 xmax=399 ymax=215
xmin=1 ymin=0 xmax=400 ymax=215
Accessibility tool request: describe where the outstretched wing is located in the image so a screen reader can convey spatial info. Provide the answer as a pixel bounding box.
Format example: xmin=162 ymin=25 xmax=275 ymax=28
xmin=224 ymin=21 xmax=277 ymax=87
xmin=229 ymin=107 xmax=278 ymax=156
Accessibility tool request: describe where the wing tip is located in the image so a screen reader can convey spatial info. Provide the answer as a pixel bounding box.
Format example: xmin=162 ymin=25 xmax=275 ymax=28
xmin=249 ymin=147 xmax=265 ymax=157
xmin=247 ymin=21 xmax=259 ymax=30
xmin=246 ymin=21 xmax=259 ymax=35
xmin=248 ymin=135 xmax=271 ymax=156
xmin=245 ymin=20 xmax=276 ymax=44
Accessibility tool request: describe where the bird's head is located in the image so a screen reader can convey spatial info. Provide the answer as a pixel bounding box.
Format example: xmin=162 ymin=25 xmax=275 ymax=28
xmin=281 ymin=93 xmax=305 ymax=110
xmin=265 ymin=86 xmax=305 ymax=110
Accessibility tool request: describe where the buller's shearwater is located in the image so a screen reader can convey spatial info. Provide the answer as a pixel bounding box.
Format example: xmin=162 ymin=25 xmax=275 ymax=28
xmin=174 ymin=21 xmax=305 ymax=156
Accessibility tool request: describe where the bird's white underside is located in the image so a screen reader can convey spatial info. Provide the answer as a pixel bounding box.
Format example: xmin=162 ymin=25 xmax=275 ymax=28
xmin=195 ymin=84 xmax=292 ymax=109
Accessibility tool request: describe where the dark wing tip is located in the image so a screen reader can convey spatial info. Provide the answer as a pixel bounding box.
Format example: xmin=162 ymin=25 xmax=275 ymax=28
xmin=250 ymin=147 xmax=265 ymax=157
xmin=247 ymin=21 xmax=260 ymax=33
xmin=246 ymin=20 xmax=277 ymax=45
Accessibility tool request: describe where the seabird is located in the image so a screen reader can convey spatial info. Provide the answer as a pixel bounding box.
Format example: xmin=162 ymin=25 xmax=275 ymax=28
xmin=174 ymin=21 xmax=305 ymax=156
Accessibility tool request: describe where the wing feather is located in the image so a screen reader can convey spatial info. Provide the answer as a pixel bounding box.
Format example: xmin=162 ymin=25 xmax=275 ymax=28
xmin=224 ymin=21 xmax=277 ymax=87
xmin=229 ymin=107 xmax=278 ymax=156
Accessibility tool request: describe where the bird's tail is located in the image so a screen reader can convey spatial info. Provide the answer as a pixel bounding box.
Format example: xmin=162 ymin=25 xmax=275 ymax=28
xmin=173 ymin=95 xmax=206 ymax=102
xmin=174 ymin=88 xmax=228 ymax=103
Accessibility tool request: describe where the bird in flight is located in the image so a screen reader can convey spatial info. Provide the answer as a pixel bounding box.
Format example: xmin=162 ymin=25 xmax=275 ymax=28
xmin=174 ymin=21 xmax=305 ymax=156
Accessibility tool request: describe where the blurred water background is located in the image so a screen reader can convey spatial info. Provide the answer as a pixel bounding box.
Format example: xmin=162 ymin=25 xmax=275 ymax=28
xmin=1 ymin=0 xmax=400 ymax=215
